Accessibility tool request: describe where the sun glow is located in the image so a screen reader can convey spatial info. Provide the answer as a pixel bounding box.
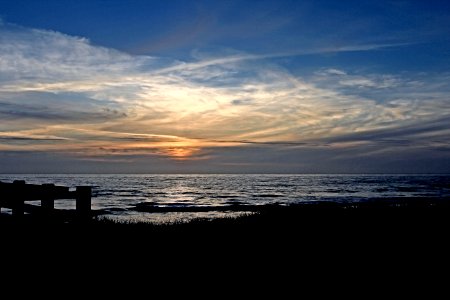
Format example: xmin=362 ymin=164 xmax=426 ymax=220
xmin=164 ymin=147 xmax=200 ymax=159
xmin=111 ymin=140 xmax=205 ymax=160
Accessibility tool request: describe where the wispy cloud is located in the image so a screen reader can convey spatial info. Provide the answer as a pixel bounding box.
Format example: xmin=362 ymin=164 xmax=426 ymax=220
xmin=151 ymin=42 xmax=409 ymax=75
xmin=1 ymin=22 xmax=449 ymax=166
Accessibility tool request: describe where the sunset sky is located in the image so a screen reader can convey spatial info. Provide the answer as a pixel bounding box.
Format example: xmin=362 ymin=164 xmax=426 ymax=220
xmin=0 ymin=0 xmax=449 ymax=173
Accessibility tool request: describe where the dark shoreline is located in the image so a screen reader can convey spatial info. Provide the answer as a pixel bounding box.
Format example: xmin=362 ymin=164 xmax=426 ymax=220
xmin=2 ymin=196 xmax=449 ymax=239
xmin=2 ymin=197 xmax=450 ymax=272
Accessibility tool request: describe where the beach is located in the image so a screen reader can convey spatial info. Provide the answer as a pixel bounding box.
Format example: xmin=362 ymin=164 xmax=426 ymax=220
xmin=2 ymin=174 xmax=449 ymax=265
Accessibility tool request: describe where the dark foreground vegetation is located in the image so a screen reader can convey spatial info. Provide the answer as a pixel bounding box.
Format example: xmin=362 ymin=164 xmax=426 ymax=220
xmin=2 ymin=197 xmax=450 ymax=281
xmin=2 ymin=197 xmax=449 ymax=248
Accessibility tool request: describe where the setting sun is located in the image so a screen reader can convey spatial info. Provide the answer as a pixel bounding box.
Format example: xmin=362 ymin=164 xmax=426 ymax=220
xmin=164 ymin=147 xmax=200 ymax=160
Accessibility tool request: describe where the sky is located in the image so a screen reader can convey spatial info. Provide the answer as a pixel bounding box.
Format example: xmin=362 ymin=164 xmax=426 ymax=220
xmin=0 ymin=0 xmax=449 ymax=173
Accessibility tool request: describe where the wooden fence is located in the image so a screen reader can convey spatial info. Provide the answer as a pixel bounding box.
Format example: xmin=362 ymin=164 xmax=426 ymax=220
xmin=0 ymin=180 xmax=91 ymax=220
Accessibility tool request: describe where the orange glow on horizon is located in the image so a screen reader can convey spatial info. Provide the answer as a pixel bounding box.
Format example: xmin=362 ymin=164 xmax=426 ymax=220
xmin=164 ymin=147 xmax=200 ymax=160
xmin=109 ymin=140 xmax=204 ymax=160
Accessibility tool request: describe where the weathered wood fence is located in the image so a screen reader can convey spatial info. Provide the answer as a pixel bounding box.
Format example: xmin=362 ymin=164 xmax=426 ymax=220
xmin=0 ymin=180 xmax=91 ymax=220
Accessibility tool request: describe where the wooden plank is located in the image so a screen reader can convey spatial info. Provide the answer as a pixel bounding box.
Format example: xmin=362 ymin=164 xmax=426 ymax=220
xmin=0 ymin=183 xmax=73 ymax=200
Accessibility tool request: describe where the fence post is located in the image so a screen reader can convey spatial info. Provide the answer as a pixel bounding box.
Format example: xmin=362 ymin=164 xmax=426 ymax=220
xmin=76 ymin=186 xmax=92 ymax=220
xmin=41 ymin=183 xmax=55 ymax=216
xmin=12 ymin=180 xmax=25 ymax=217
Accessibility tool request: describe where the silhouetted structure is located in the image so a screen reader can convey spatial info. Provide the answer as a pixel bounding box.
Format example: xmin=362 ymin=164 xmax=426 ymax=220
xmin=0 ymin=180 xmax=91 ymax=220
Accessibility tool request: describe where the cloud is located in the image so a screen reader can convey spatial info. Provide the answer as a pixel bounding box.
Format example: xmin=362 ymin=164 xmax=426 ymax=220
xmin=313 ymin=68 xmax=403 ymax=90
xmin=231 ymin=99 xmax=253 ymax=106
xmin=0 ymin=132 xmax=68 ymax=141
xmin=315 ymin=68 xmax=347 ymax=76
xmin=0 ymin=25 xmax=138 ymax=80
xmin=0 ymin=22 xmax=449 ymax=170
xmin=149 ymin=42 xmax=409 ymax=76
xmin=338 ymin=78 xmax=379 ymax=88
xmin=318 ymin=116 xmax=450 ymax=148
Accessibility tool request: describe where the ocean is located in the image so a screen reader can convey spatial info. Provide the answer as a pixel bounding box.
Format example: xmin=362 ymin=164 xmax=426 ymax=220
xmin=1 ymin=174 xmax=449 ymax=223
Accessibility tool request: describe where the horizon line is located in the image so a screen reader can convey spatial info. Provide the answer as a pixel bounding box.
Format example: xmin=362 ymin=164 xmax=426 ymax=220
xmin=1 ymin=172 xmax=449 ymax=175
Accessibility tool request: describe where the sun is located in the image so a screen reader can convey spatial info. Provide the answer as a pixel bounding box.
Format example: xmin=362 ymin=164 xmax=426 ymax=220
xmin=164 ymin=147 xmax=200 ymax=160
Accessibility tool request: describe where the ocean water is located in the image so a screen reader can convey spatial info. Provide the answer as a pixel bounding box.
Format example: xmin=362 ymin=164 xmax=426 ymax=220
xmin=1 ymin=174 xmax=449 ymax=223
